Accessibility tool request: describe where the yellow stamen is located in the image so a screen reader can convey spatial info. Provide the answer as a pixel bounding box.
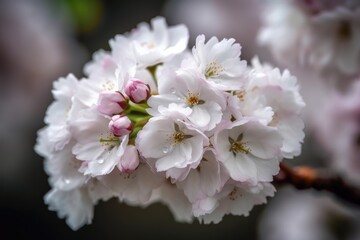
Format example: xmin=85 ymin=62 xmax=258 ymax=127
xmin=205 ymin=62 xmax=224 ymax=78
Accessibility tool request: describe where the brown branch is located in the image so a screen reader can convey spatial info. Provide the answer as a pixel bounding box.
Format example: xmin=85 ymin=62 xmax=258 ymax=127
xmin=274 ymin=162 xmax=360 ymax=206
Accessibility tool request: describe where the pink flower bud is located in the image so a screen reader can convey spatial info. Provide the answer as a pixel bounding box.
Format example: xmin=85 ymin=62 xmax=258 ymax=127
xmin=125 ymin=79 xmax=150 ymax=103
xmin=108 ymin=115 xmax=133 ymax=137
xmin=118 ymin=145 xmax=140 ymax=173
xmin=97 ymin=91 xmax=127 ymax=116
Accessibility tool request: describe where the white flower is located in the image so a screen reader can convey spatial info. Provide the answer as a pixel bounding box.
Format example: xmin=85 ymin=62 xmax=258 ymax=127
xmin=148 ymin=68 xmax=226 ymax=131
xmin=197 ymin=181 xmax=276 ymax=223
xmin=227 ymin=59 xmax=305 ymax=158
xmin=34 ymin=126 xmax=54 ymax=159
xmin=249 ymin=98 xmax=304 ymax=159
xmin=136 ymin=114 xmax=209 ymax=179
xmin=77 ymin=59 xmax=154 ymax=111
xmin=83 ymin=50 xmax=117 ymax=78
xmin=44 ymin=179 xmax=112 ymax=231
xmin=226 ymin=92 xmax=274 ymax=126
xmin=148 ymin=182 xmax=194 ymax=223
xmin=213 ymin=120 xmax=282 ymax=184
xmin=99 ymin=162 xmax=164 ymax=204
xmin=71 ymin=108 xmax=129 ymax=177
xmin=44 ymin=142 xmax=87 ymax=191
xmin=248 ymin=59 xmax=305 ymax=158
xmin=76 ymin=67 xmax=130 ymax=109
xmin=249 ymin=57 xmax=305 ymax=109
xmin=45 ymin=187 xmax=93 ymax=230
xmin=126 ymin=16 xmax=189 ymax=68
xmin=43 ymin=74 xmax=79 ymax=151
xmin=183 ymin=34 xmax=247 ymax=90
xmin=176 ymin=149 xmax=228 ymax=203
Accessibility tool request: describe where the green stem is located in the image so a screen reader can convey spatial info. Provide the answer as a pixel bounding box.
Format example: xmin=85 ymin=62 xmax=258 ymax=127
xmin=147 ymin=64 xmax=161 ymax=87
xmin=99 ymin=138 xmax=119 ymax=143
xmin=128 ymin=103 xmax=148 ymax=114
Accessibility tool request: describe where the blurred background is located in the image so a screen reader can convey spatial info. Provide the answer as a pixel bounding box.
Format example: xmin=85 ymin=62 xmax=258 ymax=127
xmin=1 ymin=0 xmax=359 ymax=239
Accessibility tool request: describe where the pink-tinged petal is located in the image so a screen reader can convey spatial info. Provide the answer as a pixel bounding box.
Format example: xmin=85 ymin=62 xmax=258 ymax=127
xmin=279 ymin=116 xmax=305 ymax=158
xmin=223 ymin=154 xmax=258 ymax=183
xmin=136 ymin=117 xmax=174 ymax=158
xmin=44 ymin=188 xmax=93 ymax=231
xmin=154 ymin=183 xmax=193 ymax=223
xmin=100 ymin=163 xmax=164 ymax=204
xmin=156 ymin=145 xmax=190 ymax=171
xmin=179 ymin=169 xmax=202 ymax=202
xmin=242 ymin=121 xmax=282 ymax=159
xmin=72 ymin=141 xmax=104 ymax=162
xmin=253 ymin=157 xmax=280 ymax=182
xmin=192 ymin=197 xmax=218 ymax=217
xmin=188 ymin=106 xmax=211 ymax=128
xmin=166 ymin=167 xmax=191 ymax=182
xmin=199 ymin=152 xmax=221 ymax=197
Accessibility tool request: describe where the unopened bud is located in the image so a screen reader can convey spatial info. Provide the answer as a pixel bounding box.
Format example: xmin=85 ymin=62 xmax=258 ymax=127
xmin=125 ymin=79 xmax=150 ymax=103
xmin=97 ymin=91 xmax=127 ymax=116
xmin=108 ymin=115 xmax=133 ymax=137
xmin=118 ymin=145 xmax=140 ymax=173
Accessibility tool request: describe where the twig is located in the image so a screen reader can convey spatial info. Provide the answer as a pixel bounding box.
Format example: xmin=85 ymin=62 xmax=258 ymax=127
xmin=274 ymin=162 xmax=360 ymax=206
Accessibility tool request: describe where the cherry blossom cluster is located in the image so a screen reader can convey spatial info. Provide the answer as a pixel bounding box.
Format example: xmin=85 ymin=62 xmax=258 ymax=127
xmin=35 ymin=17 xmax=305 ymax=230
xmin=258 ymin=0 xmax=360 ymax=79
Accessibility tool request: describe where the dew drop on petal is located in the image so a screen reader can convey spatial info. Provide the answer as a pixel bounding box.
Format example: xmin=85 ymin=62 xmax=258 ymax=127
xmin=61 ymin=177 xmax=71 ymax=185
xmin=97 ymin=159 xmax=105 ymax=164
xmin=162 ymin=145 xmax=173 ymax=154
xmin=170 ymin=88 xmax=176 ymax=94
xmin=162 ymin=146 xmax=169 ymax=154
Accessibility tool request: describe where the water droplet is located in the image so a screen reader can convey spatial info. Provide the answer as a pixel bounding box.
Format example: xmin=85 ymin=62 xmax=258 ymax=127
xmin=170 ymin=88 xmax=176 ymax=94
xmin=97 ymin=159 xmax=104 ymax=164
xmin=162 ymin=147 xmax=169 ymax=154
xmin=60 ymin=177 xmax=71 ymax=186
xmin=162 ymin=146 xmax=170 ymax=154
xmin=161 ymin=145 xmax=173 ymax=154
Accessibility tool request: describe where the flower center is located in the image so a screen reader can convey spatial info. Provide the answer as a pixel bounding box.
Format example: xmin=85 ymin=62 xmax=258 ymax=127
xmin=99 ymin=134 xmax=119 ymax=149
xmin=228 ymin=133 xmax=251 ymax=156
xmin=101 ymin=80 xmax=116 ymax=91
xmin=228 ymin=187 xmax=238 ymax=201
xmin=172 ymin=132 xmax=185 ymax=143
xmin=141 ymin=41 xmax=156 ymax=50
xmin=235 ymin=90 xmax=246 ymax=101
xmin=205 ymin=61 xmax=224 ymax=78
xmin=170 ymin=123 xmax=193 ymax=144
xmin=269 ymin=112 xmax=280 ymax=127
xmin=185 ymin=92 xmax=205 ymax=107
